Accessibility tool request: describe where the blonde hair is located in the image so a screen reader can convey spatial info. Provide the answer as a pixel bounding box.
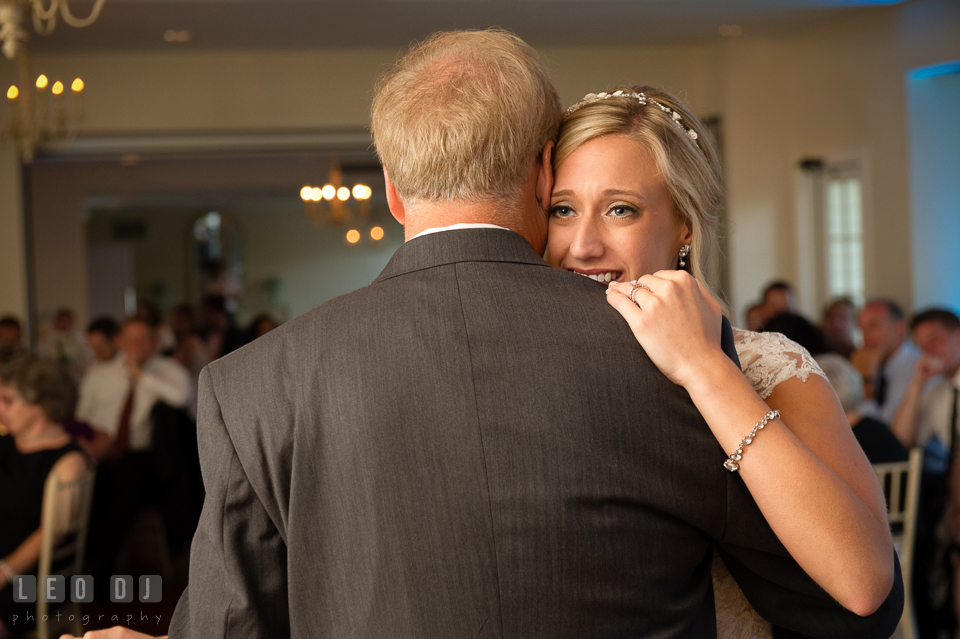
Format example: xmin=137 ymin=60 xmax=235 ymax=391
xmin=371 ymin=29 xmax=561 ymax=211
xmin=555 ymin=85 xmax=724 ymax=306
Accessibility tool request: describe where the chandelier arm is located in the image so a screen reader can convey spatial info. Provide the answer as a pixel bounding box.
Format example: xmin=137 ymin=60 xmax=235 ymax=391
xmin=31 ymin=8 xmax=57 ymax=36
xmin=58 ymin=0 xmax=106 ymax=28
xmin=29 ymin=0 xmax=59 ymax=23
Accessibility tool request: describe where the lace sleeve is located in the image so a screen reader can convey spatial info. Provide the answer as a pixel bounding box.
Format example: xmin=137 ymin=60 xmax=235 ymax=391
xmin=732 ymin=328 xmax=827 ymax=400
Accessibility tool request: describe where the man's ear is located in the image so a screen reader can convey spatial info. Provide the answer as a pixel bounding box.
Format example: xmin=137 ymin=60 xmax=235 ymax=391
xmin=537 ymin=141 xmax=555 ymax=214
xmin=384 ymin=168 xmax=405 ymax=225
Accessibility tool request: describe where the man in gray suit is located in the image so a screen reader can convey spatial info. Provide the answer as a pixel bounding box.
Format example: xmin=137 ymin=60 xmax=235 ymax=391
xmin=156 ymin=30 xmax=904 ymax=638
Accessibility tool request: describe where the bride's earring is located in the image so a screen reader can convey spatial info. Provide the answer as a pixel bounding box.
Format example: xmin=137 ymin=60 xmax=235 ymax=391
xmin=678 ymin=244 xmax=691 ymax=268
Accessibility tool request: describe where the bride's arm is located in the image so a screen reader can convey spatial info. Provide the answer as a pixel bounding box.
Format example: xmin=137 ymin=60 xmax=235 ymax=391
xmin=607 ymin=271 xmax=894 ymax=616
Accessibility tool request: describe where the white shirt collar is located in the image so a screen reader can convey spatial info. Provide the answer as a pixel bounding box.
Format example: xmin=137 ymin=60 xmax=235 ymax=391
xmin=409 ymin=223 xmax=511 ymax=241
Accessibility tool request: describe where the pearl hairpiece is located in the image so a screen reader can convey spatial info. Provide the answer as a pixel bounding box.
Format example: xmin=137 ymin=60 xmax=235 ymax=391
xmin=563 ymin=90 xmax=700 ymax=148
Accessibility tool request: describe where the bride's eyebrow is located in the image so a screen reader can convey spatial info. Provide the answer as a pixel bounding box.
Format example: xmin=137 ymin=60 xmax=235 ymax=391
xmin=602 ymin=189 xmax=644 ymax=200
xmin=551 ymin=189 xmax=575 ymax=199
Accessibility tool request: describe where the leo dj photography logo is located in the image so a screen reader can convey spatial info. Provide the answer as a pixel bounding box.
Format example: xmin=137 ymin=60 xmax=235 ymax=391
xmin=10 ymin=575 xmax=164 ymax=629
xmin=11 ymin=574 xmax=162 ymax=604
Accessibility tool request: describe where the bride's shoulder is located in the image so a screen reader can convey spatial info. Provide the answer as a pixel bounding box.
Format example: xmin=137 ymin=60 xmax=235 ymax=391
xmin=732 ymin=327 xmax=827 ymax=399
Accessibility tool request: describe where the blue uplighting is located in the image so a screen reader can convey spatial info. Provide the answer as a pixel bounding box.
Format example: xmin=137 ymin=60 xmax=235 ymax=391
xmin=910 ymin=61 xmax=960 ymax=80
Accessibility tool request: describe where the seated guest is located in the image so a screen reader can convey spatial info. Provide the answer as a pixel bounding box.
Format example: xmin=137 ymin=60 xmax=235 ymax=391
xmin=200 ymin=294 xmax=246 ymax=361
xmin=761 ymin=280 xmax=797 ymax=320
xmin=763 ymin=311 xmax=831 ymax=356
xmin=859 ymin=299 xmax=920 ymax=425
xmin=38 ymin=307 xmax=86 ymax=384
xmin=76 ymin=317 xmax=193 ymax=455
xmin=816 ymin=353 xmax=908 ymax=463
xmin=246 ymin=313 xmax=279 ymax=342
xmin=0 ymin=317 xmax=22 ymax=349
xmin=0 ymin=353 xmax=88 ymax=639
xmin=85 ymin=316 xmax=120 ymax=365
xmin=744 ymin=302 xmax=767 ymax=332
xmin=890 ymin=308 xmax=960 ymax=638
xmin=822 ymin=297 xmax=859 ymax=359
xmin=75 ymin=317 xmax=192 ymax=580
xmin=166 ymin=303 xmax=208 ymax=382
xmin=134 ymin=300 xmax=175 ymax=355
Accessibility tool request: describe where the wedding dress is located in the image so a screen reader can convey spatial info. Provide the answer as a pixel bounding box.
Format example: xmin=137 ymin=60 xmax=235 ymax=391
xmin=712 ymin=328 xmax=828 ymax=639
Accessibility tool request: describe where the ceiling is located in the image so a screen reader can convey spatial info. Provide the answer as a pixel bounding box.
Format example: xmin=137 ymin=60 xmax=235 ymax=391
xmin=27 ymin=0 xmax=907 ymax=53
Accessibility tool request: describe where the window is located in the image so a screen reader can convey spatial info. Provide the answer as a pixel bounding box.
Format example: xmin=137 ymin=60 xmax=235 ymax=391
xmin=824 ymin=169 xmax=865 ymax=305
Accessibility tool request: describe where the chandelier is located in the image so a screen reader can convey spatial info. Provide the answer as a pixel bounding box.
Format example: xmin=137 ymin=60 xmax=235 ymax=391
xmin=0 ymin=0 xmax=100 ymax=162
xmin=1 ymin=0 xmax=107 ymax=60
xmin=300 ymin=158 xmax=385 ymax=245
xmin=3 ymin=52 xmax=83 ymax=162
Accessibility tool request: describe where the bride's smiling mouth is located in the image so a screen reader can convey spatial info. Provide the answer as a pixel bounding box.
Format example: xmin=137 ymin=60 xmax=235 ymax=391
xmin=568 ymin=268 xmax=624 ymax=283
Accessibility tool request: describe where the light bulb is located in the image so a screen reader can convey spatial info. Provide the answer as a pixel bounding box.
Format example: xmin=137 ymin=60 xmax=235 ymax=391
xmin=346 ymin=229 xmax=361 ymax=244
xmin=71 ymin=78 xmax=84 ymax=93
xmin=36 ymin=75 xmax=48 ymax=90
xmin=52 ymin=81 xmax=64 ymax=95
xmin=370 ymin=226 xmax=384 ymax=241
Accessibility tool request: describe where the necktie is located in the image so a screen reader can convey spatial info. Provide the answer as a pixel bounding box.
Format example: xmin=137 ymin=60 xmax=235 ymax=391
xmin=875 ymin=362 xmax=888 ymax=407
xmin=109 ymin=383 xmax=136 ymax=462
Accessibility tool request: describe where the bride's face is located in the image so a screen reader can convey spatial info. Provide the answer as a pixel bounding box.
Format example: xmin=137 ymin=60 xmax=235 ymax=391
xmin=546 ymin=134 xmax=690 ymax=284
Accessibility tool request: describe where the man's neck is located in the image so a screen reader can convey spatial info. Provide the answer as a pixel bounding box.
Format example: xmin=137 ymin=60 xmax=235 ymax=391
xmin=403 ymin=201 xmax=545 ymax=254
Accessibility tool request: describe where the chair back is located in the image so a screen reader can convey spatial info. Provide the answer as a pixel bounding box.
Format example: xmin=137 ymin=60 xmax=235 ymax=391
xmin=873 ymin=447 xmax=922 ymax=639
xmin=35 ymin=461 xmax=97 ymax=639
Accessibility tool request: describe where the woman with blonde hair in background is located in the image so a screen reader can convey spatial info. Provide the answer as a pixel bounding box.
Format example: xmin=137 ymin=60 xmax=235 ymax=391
xmin=545 ymin=86 xmax=895 ymax=636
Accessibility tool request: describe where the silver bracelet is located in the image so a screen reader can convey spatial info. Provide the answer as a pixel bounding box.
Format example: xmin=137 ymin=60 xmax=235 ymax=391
xmin=0 ymin=560 xmax=15 ymax=583
xmin=724 ymin=409 xmax=780 ymax=472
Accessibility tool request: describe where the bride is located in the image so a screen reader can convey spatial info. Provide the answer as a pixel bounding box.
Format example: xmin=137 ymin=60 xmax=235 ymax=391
xmin=544 ymin=86 xmax=895 ymax=636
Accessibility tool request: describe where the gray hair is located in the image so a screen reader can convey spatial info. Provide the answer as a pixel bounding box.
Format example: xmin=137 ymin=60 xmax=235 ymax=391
xmin=371 ymin=29 xmax=561 ymax=211
xmin=815 ymin=353 xmax=864 ymax=414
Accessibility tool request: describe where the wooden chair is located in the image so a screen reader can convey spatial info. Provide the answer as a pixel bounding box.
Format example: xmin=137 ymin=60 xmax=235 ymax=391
xmin=873 ymin=448 xmax=922 ymax=639
xmin=34 ymin=462 xmax=97 ymax=639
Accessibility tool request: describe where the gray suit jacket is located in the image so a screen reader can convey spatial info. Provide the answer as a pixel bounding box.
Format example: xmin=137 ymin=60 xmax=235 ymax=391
xmin=168 ymin=228 xmax=901 ymax=638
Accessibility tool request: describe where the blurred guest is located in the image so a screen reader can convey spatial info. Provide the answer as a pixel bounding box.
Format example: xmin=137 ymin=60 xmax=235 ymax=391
xmin=76 ymin=317 xmax=193 ymax=460
xmin=77 ymin=317 xmax=193 ymax=582
xmin=200 ymin=294 xmax=245 ymax=361
xmin=85 ymin=316 xmax=120 ymax=364
xmin=859 ymin=299 xmax=920 ymax=425
xmin=0 ymin=317 xmax=22 ymax=348
xmin=890 ymin=308 xmax=960 ymax=638
xmin=744 ymin=302 xmax=767 ymax=332
xmin=0 ymin=352 xmax=87 ymax=639
xmin=816 ymin=353 xmax=907 ymax=464
xmin=763 ymin=312 xmax=830 ymax=356
xmin=38 ymin=307 xmax=86 ymax=383
xmin=761 ymin=280 xmax=797 ymax=319
xmin=134 ymin=300 xmax=175 ymax=355
xmin=822 ymin=297 xmax=859 ymax=359
xmin=167 ymin=304 xmax=209 ymax=382
xmin=247 ymin=313 xmax=279 ymax=342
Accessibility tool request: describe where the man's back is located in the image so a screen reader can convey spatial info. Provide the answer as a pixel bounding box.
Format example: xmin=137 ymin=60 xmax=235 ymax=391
xmin=169 ymin=230 xmax=901 ymax=638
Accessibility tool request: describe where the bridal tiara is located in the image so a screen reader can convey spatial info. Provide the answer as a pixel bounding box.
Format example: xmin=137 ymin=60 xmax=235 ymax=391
xmin=563 ymin=90 xmax=701 ymax=148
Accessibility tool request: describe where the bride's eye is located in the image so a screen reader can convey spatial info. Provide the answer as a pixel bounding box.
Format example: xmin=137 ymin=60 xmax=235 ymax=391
xmin=549 ymin=204 xmax=575 ymax=219
xmin=608 ymin=204 xmax=638 ymax=218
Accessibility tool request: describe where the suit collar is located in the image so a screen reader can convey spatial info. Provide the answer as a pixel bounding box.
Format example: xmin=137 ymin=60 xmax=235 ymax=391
xmin=374 ymin=228 xmax=550 ymax=283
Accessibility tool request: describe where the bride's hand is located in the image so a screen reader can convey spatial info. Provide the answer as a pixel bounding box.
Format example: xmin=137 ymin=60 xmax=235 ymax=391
xmin=606 ymin=270 xmax=725 ymax=388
